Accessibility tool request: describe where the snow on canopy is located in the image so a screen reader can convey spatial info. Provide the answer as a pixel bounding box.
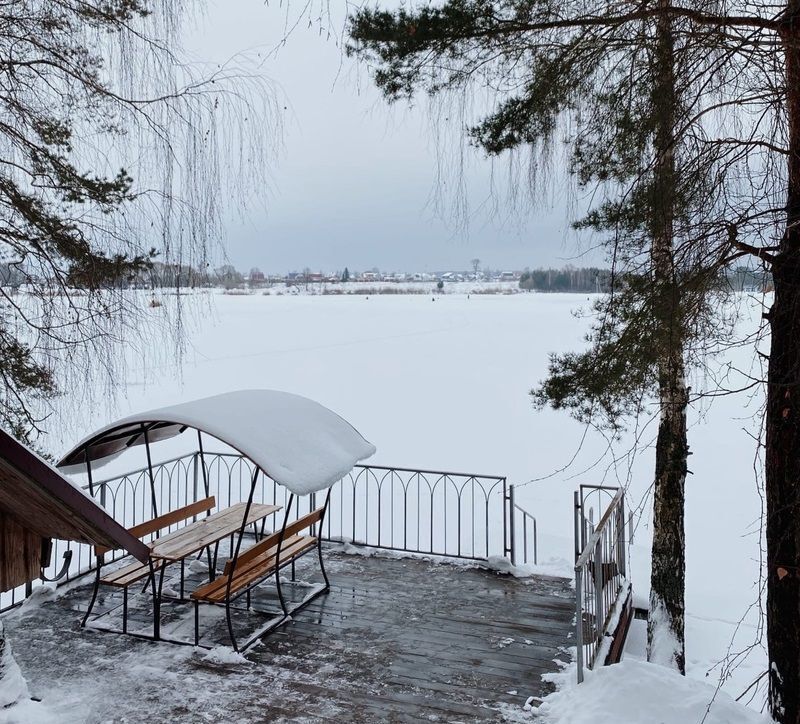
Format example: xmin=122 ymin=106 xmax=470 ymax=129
xmin=57 ymin=390 xmax=376 ymax=496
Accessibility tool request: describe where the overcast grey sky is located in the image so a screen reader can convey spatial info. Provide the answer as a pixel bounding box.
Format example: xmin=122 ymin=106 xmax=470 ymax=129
xmin=185 ymin=1 xmax=597 ymax=274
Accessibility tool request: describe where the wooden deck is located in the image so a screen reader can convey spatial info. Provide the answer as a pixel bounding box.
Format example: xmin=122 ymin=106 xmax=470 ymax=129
xmin=3 ymin=548 xmax=574 ymax=722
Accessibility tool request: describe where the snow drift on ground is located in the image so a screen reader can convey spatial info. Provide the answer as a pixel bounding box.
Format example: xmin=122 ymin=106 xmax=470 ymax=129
xmin=537 ymin=659 xmax=772 ymax=724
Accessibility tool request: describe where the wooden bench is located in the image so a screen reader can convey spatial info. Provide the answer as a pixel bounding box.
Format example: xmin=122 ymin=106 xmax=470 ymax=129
xmin=191 ymin=496 xmax=330 ymax=651
xmin=83 ymin=496 xmax=216 ymax=632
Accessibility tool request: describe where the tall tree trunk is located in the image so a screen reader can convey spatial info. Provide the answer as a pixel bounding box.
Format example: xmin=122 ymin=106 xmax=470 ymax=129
xmin=646 ymin=0 xmax=688 ymax=674
xmin=767 ymin=4 xmax=800 ymax=720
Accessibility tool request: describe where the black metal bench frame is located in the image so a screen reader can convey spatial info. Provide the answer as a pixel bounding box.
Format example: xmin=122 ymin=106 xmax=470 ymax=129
xmin=191 ymin=488 xmax=332 ymax=652
xmin=82 ymin=496 xmax=217 ymax=639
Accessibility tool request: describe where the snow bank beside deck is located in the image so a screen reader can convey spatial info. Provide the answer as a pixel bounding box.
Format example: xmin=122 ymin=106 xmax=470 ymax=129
xmin=536 ymin=660 xmax=772 ymax=724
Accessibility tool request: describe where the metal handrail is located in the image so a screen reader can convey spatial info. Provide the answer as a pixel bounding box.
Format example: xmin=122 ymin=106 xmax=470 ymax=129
xmin=508 ymin=484 xmax=538 ymax=566
xmin=513 ymin=503 xmax=538 ymax=566
xmin=574 ymin=485 xmax=628 ymax=684
xmin=575 ymin=488 xmax=624 ymax=569
xmin=357 ymin=462 xmax=506 ymax=481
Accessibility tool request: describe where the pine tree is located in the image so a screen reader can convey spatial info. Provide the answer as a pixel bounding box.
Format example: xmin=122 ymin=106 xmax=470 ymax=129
xmin=350 ymin=2 xmax=800 ymax=717
xmin=348 ymin=0 xmax=737 ymax=676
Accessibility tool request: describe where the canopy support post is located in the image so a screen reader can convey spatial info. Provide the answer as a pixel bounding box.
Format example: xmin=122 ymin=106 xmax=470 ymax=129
xmin=224 ymin=466 xmax=261 ymax=651
xmin=84 ymin=447 xmax=94 ymax=498
xmin=142 ymin=424 xmax=159 ymax=518
xmin=197 ymin=431 xmax=210 ymax=499
xmin=274 ymin=493 xmax=295 ymax=618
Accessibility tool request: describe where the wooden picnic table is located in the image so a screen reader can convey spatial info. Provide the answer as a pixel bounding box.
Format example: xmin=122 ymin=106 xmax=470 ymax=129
xmin=149 ymin=502 xmax=281 ymax=563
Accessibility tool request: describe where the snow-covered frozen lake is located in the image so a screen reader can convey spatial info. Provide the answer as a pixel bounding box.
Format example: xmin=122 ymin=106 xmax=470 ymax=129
xmin=46 ymin=289 xmax=769 ymax=707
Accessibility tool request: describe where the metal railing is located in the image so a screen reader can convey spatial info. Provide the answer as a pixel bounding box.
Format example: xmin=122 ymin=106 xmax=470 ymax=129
xmin=1 ymin=452 xmax=528 ymax=611
xmin=508 ymin=485 xmax=538 ymax=566
xmin=574 ymin=485 xmax=629 ymax=683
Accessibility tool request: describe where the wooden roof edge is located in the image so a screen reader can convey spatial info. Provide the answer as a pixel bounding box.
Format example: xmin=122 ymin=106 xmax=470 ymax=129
xmin=0 ymin=429 xmax=150 ymax=563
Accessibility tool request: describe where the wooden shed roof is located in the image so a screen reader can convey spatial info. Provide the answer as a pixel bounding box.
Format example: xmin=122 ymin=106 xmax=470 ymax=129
xmin=0 ymin=429 xmax=149 ymax=562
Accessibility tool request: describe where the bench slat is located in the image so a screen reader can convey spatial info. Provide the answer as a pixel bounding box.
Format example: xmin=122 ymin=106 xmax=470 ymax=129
xmin=95 ymin=496 xmax=216 ymax=556
xmin=129 ymin=496 xmax=216 ymax=540
xmin=191 ymin=535 xmax=317 ymax=603
xmin=198 ymin=535 xmax=316 ymax=599
xmin=101 ymin=559 xmax=161 ymax=588
xmin=149 ymin=502 xmax=278 ymax=561
xmin=229 ymin=506 xmax=324 ymax=571
xmin=222 ymin=533 xmax=305 ymax=578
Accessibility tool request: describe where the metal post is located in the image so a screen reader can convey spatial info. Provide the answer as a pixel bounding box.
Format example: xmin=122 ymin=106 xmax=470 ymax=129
xmin=617 ymin=495 xmax=627 ymax=578
xmin=593 ymin=534 xmax=604 ymax=648
xmin=85 ymin=450 xmax=95 ymax=498
xmin=197 ymin=431 xmax=210 ymax=499
xmin=192 ymin=452 xmax=199 ymax=511
xmin=509 ymin=484 xmax=517 ymax=566
xmin=573 ymin=490 xmax=581 ymax=564
xmin=575 ymin=566 xmax=584 ymax=684
xmin=143 ymin=424 xmax=159 ymax=518
xmin=502 ymin=478 xmax=509 ymax=559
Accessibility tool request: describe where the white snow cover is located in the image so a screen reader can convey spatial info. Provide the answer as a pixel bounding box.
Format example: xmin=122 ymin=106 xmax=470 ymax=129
xmin=537 ymin=660 xmax=772 ymax=724
xmin=42 ymin=292 xmax=775 ymax=706
xmin=647 ymin=597 xmax=683 ymax=668
xmin=0 ymin=623 xmax=29 ymax=710
xmin=67 ymin=390 xmax=375 ymax=496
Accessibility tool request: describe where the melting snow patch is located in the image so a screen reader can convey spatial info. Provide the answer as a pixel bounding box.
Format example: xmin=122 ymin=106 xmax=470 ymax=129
xmin=0 ymin=642 xmax=29 ymax=708
xmin=201 ymin=646 xmax=251 ymax=666
xmin=523 ymin=695 xmax=540 ymax=712
xmin=492 ymin=636 xmax=515 ymax=649
xmin=333 ymin=542 xmax=575 ymax=582
xmin=484 ymin=555 xmax=574 ymax=581
xmin=189 ymin=558 xmax=210 ymax=574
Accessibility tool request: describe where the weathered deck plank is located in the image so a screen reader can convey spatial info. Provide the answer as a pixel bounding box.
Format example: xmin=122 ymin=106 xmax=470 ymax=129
xmin=3 ymin=548 xmax=573 ymax=722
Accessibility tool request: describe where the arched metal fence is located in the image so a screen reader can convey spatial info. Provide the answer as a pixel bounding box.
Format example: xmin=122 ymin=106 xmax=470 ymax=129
xmin=0 ymin=453 xmax=538 ymax=612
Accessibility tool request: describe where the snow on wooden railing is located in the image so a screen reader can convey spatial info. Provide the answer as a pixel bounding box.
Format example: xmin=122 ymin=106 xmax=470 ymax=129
xmin=574 ymin=485 xmax=631 ymax=683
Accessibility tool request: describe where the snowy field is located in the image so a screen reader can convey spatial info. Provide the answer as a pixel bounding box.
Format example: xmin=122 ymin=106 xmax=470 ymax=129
xmin=41 ymin=289 xmax=769 ymax=717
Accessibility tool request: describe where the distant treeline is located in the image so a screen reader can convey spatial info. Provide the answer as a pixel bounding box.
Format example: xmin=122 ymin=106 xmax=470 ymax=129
xmin=519 ymin=266 xmax=771 ymax=293
xmin=0 ymin=260 xmax=772 ymax=294
xmin=519 ymin=267 xmax=611 ymax=292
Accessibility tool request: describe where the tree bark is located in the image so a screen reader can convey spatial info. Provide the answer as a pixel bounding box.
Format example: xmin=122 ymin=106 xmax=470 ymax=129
xmin=766 ymin=4 xmax=800 ymax=720
xmin=646 ymin=0 xmax=688 ymax=674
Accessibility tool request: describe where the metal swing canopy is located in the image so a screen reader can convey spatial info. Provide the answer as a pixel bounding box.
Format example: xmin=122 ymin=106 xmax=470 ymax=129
xmin=57 ymin=390 xmax=377 ymax=496
xmin=0 ymin=428 xmax=150 ymax=592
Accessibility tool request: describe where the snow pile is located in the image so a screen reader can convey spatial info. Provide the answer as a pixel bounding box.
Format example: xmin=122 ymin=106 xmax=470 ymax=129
xmin=0 ymin=628 xmax=29 ymax=709
xmin=484 ymin=555 xmax=574 ymax=580
xmin=0 ymin=622 xmax=60 ymax=723
xmin=201 ymin=646 xmax=251 ymax=666
xmin=536 ymin=660 xmax=772 ymax=724
xmin=647 ymin=598 xmax=683 ymax=669
xmin=64 ymin=389 xmax=376 ymax=496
